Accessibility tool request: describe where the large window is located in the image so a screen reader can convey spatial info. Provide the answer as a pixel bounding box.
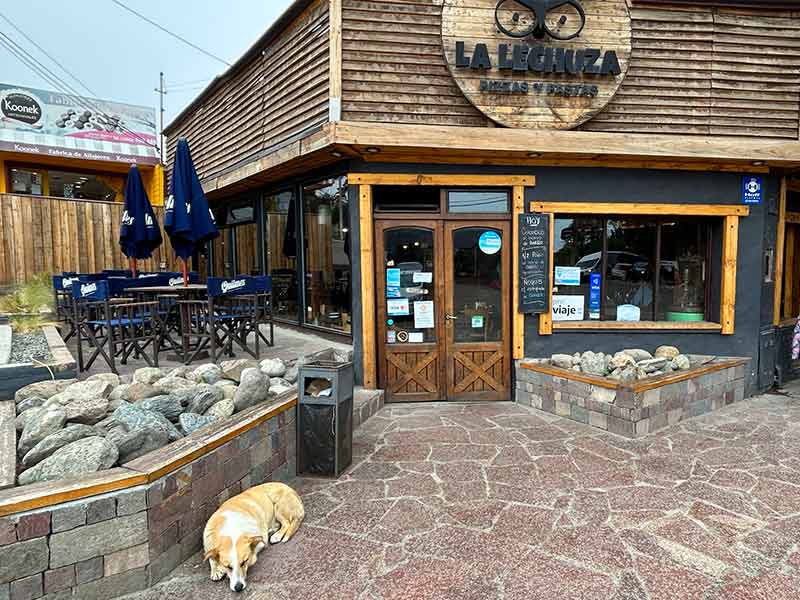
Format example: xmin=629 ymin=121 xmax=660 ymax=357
xmin=8 ymin=165 xmax=121 ymax=201
xmin=302 ymin=176 xmax=351 ymax=333
xmin=264 ymin=190 xmax=299 ymax=322
xmin=554 ymin=215 xmax=711 ymax=323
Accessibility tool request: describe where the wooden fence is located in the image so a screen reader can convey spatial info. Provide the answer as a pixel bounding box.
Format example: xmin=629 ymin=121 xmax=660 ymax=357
xmin=0 ymin=194 xmax=179 ymax=288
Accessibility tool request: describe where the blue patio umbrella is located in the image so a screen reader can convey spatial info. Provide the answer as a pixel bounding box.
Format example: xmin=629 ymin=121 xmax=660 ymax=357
xmin=119 ymin=164 xmax=162 ymax=277
xmin=165 ymin=138 xmax=219 ymax=285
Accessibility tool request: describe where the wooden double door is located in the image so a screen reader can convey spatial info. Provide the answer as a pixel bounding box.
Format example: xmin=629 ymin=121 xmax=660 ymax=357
xmin=376 ymin=220 xmax=511 ymax=402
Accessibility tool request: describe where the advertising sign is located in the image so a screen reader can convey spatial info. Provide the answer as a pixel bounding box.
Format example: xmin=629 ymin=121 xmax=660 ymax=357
xmin=554 ymin=266 xmax=581 ymax=286
xmin=478 ymin=230 xmax=502 ymax=255
xmin=589 ymin=272 xmax=601 ymax=319
xmin=0 ymin=83 xmax=158 ymax=164
xmin=552 ymin=295 xmax=584 ymax=321
xmin=742 ymin=176 xmax=763 ymax=205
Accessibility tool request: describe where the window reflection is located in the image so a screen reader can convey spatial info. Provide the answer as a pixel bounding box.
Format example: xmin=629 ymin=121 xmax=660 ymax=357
xmin=303 ymin=176 xmax=351 ymax=333
xmin=264 ymin=190 xmax=299 ymax=322
xmin=605 ymin=219 xmax=656 ymax=321
xmin=452 ymin=228 xmax=503 ymax=342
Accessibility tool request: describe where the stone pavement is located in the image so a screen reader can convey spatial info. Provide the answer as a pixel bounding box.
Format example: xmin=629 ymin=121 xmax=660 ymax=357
xmin=123 ymin=392 xmax=800 ymax=600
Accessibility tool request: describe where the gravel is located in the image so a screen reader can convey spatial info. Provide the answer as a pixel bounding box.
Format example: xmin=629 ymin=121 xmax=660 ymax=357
xmin=9 ymin=330 xmax=52 ymax=364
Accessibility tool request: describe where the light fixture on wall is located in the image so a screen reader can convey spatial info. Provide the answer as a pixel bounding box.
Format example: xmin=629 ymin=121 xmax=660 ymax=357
xmin=364 ymin=147 xmax=381 ymax=154
xmin=752 ymin=161 xmax=765 ymax=166
xmin=527 ymin=152 xmax=541 ymax=158
xmin=331 ymin=151 xmax=344 ymax=158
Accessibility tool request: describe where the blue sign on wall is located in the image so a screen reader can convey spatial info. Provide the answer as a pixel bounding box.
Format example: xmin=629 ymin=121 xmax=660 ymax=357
xmin=742 ymin=176 xmax=763 ymax=205
xmin=589 ymin=273 xmax=601 ymax=320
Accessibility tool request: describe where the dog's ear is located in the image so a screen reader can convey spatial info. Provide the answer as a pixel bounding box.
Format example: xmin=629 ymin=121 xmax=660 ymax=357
xmin=203 ymin=548 xmax=219 ymax=562
xmin=248 ymin=536 xmax=265 ymax=548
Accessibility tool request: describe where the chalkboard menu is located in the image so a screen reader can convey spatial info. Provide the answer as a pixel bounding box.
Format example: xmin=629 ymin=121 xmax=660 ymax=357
xmin=518 ymin=213 xmax=550 ymax=313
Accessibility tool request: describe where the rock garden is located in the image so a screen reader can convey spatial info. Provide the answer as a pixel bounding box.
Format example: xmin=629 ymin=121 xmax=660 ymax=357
xmin=546 ymin=345 xmax=695 ymax=381
xmin=11 ymin=357 xmax=302 ymax=487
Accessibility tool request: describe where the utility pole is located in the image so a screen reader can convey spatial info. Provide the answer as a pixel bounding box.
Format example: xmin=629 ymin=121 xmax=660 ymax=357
xmin=154 ymin=72 xmax=166 ymax=162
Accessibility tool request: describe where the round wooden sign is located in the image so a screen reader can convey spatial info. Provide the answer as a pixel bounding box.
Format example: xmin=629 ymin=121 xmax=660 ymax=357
xmin=442 ymin=0 xmax=631 ymax=129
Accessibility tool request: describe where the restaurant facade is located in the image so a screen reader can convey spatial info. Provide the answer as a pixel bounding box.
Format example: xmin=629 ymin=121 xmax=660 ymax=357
xmin=164 ymin=0 xmax=800 ymax=406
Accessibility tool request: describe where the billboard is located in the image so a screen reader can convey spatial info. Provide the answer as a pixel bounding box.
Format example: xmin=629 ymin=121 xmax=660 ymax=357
xmin=0 ymin=83 xmax=159 ymax=164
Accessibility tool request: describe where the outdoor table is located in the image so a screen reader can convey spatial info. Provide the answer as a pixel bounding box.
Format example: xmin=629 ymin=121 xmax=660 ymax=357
xmin=125 ymin=284 xmax=208 ymax=363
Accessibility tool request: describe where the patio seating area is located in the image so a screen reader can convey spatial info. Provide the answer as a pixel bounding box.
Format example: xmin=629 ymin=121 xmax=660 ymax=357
xmin=55 ymin=270 xmax=274 ymax=374
xmin=120 ymin=390 xmax=800 ymax=600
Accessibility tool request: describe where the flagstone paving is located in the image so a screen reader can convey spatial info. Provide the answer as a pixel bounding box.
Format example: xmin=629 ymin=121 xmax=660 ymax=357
xmin=124 ymin=393 xmax=800 ymax=600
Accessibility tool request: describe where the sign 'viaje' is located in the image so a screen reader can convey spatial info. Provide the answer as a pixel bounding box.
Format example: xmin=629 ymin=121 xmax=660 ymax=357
xmin=442 ymin=0 xmax=632 ymax=129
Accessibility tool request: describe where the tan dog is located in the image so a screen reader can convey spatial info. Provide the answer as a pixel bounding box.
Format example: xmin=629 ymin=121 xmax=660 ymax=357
xmin=203 ymin=482 xmax=305 ymax=592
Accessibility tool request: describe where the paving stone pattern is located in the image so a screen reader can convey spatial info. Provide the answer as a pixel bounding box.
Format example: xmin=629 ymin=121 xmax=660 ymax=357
xmin=0 ymin=407 xmax=295 ymax=600
xmin=120 ymin=393 xmax=800 ymax=600
xmin=517 ymin=360 xmax=748 ymax=437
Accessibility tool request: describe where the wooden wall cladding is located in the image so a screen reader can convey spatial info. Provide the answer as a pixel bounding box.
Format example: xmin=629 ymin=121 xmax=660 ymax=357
xmin=0 ymin=194 xmax=178 ymax=288
xmin=165 ymin=0 xmax=331 ymax=182
xmin=579 ymin=5 xmax=800 ymax=137
xmin=341 ymin=0 xmax=490 ymax=126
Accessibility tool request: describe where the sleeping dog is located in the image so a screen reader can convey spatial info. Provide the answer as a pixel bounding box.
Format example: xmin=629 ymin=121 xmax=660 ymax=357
xmin=203 ymin=482 xmax=305 ymax=592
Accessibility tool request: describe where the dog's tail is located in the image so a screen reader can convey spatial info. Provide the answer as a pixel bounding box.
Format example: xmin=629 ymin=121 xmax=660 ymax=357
xmin=282 ymin=515 xmax=303 ymax=542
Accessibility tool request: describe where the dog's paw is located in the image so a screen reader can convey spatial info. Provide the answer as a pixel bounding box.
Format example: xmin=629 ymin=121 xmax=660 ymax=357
xmin=269 ymin=532 xmax=284 ymax=544
xmin=210 ymin=571 xmax=224 ymax=582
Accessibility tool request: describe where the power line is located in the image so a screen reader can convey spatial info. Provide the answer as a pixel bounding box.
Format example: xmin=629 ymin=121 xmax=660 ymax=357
xmin=110 ymin=0 xmax=231 ymax=67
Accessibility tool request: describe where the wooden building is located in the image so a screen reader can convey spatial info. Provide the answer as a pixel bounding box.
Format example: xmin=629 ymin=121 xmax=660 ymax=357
xmin=164 ymin=0 xmax=800 ymax=405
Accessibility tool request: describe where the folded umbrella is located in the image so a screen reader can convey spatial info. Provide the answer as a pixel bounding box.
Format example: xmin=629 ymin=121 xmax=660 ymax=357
xmin=165 ymin=138 xmax=219 ymax=284
xmin=119 ymin=164 xmax=162 ymax=277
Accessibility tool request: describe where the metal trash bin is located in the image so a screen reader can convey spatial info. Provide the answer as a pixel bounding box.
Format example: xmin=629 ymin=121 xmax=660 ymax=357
xmin=297 ymin=349 xmax=353 ymax=477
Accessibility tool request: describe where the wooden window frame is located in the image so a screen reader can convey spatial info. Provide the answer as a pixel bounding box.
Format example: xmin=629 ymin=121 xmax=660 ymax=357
xmin=531 ymin=202 xmax=748 ymax=336
xmin=354 ymin=173 xmax=534 ymax=389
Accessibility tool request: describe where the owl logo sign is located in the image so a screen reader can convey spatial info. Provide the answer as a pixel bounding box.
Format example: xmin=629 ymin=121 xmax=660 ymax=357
xmin=495 ymin=0 xmax=586 ymax=41
xmin=442 ymin=0 xmax=631 ymax=130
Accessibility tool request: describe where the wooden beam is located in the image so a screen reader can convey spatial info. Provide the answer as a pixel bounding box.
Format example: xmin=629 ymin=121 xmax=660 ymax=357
xmin=538 ymin=214 xmax=554 ymax=336
xmin=347 ymin=173 xmax=535 ymax=187
xmin=359 ymin=184 xmax=377 ymax=389
xmin=785 ymin=225 xmax=796 ymax=321
xmin=332 ymin=121 xmax=800 ymax=168
xmin=785 ymin=212 xmax=800 ymax=225
xmin=531 ymin=202 xmax=750 ymax=217
xmin=512 ymin=185 xmax=525 ymax=359
xmin=553 ymin=321 xmax=722 ymax=331
xmin=788 ymin=179 xmax=800 ymax=193
xmin=328 ymin=0 xmax=342 ymax=122
xmin=721 ymin=215 xmax=739 ymax=335
xmin=774 ymin=177 xmax=788 ymax=326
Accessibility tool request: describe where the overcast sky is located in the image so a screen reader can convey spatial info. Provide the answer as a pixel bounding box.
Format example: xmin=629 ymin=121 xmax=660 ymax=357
xmin=1 ymin=0 xmax=294 ymax=128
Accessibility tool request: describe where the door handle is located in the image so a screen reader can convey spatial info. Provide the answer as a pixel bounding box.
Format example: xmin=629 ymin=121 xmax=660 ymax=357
xmin=445 ymin=314 xmax=457 ymax=321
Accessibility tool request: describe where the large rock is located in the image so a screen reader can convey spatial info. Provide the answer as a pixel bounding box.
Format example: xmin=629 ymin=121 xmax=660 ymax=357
xmin=654 ymin=345 xmax=681 ymax=360
xmin=284 ymin=365 xmax=299 ymax=384
xmin=672 ymin=354 xmax=691 ymax=371
xmin=18 ymin=408 xmax=67 ymax=457
xmin=269 ymin=383 xmax=294 ymax=397
xmin=93 ymin=415 xmax=118 ymax=435
xmin=185 ymin=386 xmax=225 ymax=415
xmin=259 ymin=358 xmax=286 ymax=378
xmin=609 ymin=365 xmax=638 ymax=383
xmin=220 ymin=359 xmax=259 ymax=383
xmin=609 ymin=351 xmax=636 ymax=370
xmin=135 ymin=395 xmax=183 ymax=422
xmin=152 ymin=376 xmax=195 ymax=394
xmin=58 ymin=379 xmax=113 ymax=401
xmin=16 ymin=396 xmax=45 ymax=415
xmin=109 ymin=383 xmax=160 ymax=403
xmin=621 ymin=349 xmax=653 ymax=362
xmin=234 ymin=368 xmax=270 ymax=412
xmin=269 ymin=377 xmax=291 ymax=388
xmin=113 ymin=404 xmax=181 ymax=443
xmin=550 ymin=354 xmax=574 ymax=369
xmin=132 ymin=367 xmax=165 ymax=385
xmin=86 ymin=372 xmax=121 ymax=387
xmin=18 ymin=437 xmax=118 ymax=485
xmin=64 ymin=397 xmax=109 ymax=425
xmin=107 ymin=425 xmax=168 ymax=463
xmin=190 ymin=364 xmax=223 ymax=384
xmin=205 ymin=399 xmax=235 ymax=420
xmin=21 ymin=424 xmax=97 ymax=468
xmin=179 ymin=413 xmax=217 ymax=435
xmin=14 ymin=379 xmax=76 ymax=404
xmin=580 ymin=351 xmax=607 ymax=376
xmin=15 ymin=407 xmax=44 ymax=432
xmin=637 ymin=358 xmax=668 ymax=374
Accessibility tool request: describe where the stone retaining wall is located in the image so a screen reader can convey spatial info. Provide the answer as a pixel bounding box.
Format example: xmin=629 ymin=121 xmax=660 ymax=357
xmin=0 ymin=394 xmax=296 ymax=600
xmin=515 ymin=357 xmax=749 ymax=437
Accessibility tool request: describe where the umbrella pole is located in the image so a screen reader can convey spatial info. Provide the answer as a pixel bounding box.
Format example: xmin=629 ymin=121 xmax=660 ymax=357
xmin=130 ymin=257 xmax=138 ymax=278
xmin=182 ymin=258 xmax=189 ymax=287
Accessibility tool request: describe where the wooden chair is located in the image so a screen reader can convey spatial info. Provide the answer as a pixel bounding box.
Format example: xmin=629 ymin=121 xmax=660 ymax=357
xmin=52 ymin=274 xmax=79 ymax=342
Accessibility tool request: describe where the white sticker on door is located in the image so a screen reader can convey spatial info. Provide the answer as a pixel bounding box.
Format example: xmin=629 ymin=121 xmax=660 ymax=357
xmin=552 ymin=295 xmax=584 ymax=321
xmin=413 ymin=301 xmax=435 ymax=329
